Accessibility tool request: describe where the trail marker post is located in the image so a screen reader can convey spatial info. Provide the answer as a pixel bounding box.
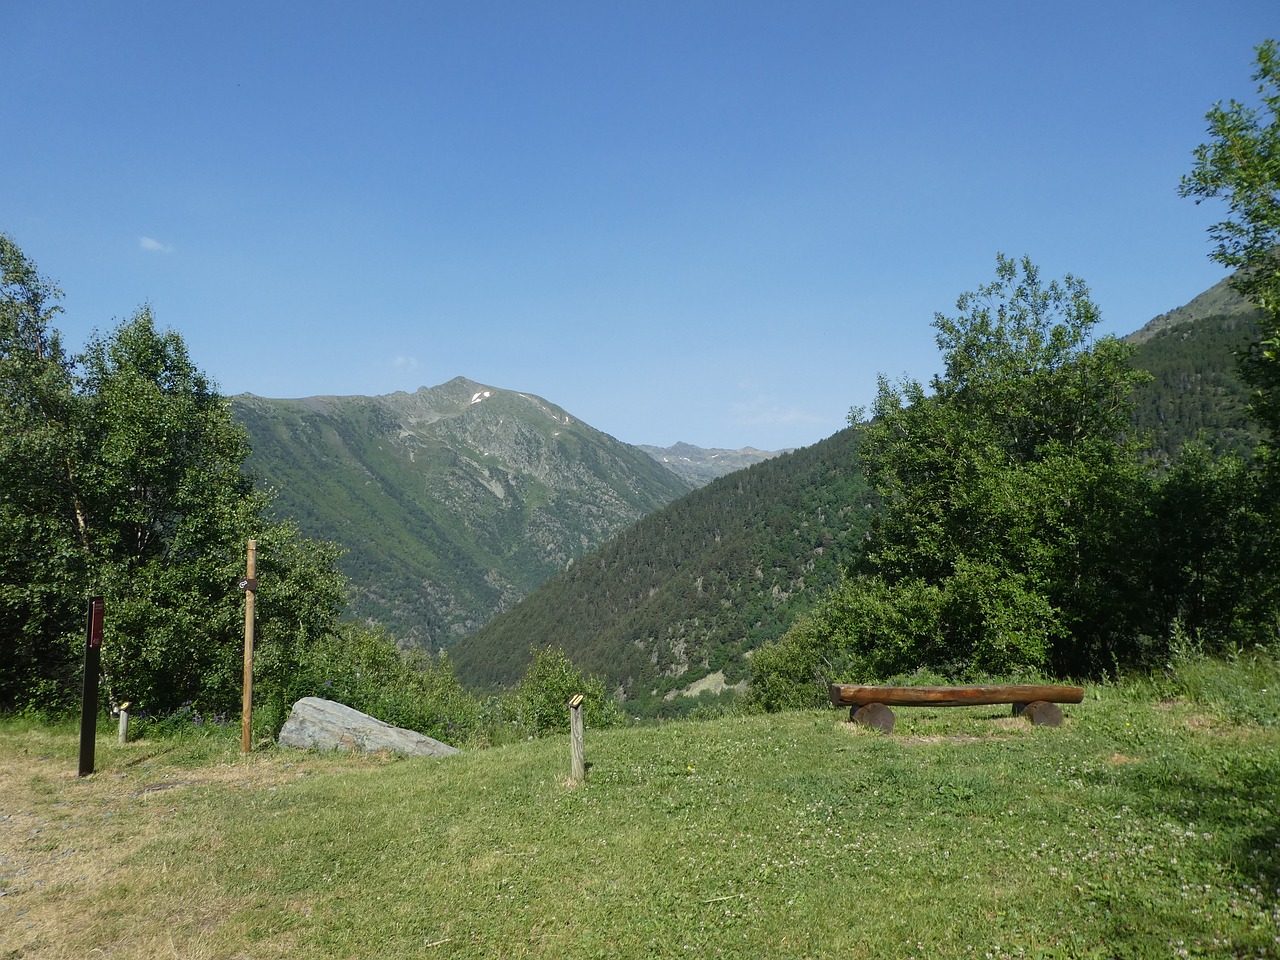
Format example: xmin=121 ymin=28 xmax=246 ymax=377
xmin=568 ymin=693 xmax=586 ymax=784
xmin=78 ymin=596 xmax=105 ymax=777
xmin=117 ymin=702 xmax=132 ymax=744
xmin=239 ymin=540 xmax=258 ymax=754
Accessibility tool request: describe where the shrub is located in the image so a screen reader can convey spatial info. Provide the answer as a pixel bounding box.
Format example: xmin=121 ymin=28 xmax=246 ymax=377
xmin=507 ymin=646 xmax=622 ymax=737
xmin=750 ymin=565 xmax=1063 ymax=710
xmin=746 ymin=611 xmax=835 ymax=712
xmin=943 ymin=559 xmax=1059 ymax=675
xmin=254 ymin=621 xmax=483 ymax=747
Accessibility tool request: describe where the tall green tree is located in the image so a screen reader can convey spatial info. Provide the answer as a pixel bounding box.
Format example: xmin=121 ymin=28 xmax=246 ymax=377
xmin=1173 ymin=38 xmax=1280 ymax=651
xmin=1180 ymin=38 xmax=1280 ymax=444
xmin=0 ymin=234 xmax=347 ymax=714
xmin=76 ymin=309 xmax=349 ymax=712
xmin=752 ymin=257 xmax=1154 ymax=705
xmin=0 ymin=235 xmax=85 ymax=707
xmin=856 ymin=255 xmax=1153 ymax=677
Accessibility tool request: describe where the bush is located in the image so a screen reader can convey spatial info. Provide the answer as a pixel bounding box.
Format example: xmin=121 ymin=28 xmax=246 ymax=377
xmin=943 ymin=560 xmax=1059 ymax=675
xmin=507 ymin=646 xmax=622 ymax=737
xmin=746 ymin=612 xmax=833 ymax=712
xmin=132 ymin=700 xmax=236 ymax=741
xmin=749 ymin=565 xmax=1063 ymax=710
xmin=254 ymin=621 xmax=483 ymax=747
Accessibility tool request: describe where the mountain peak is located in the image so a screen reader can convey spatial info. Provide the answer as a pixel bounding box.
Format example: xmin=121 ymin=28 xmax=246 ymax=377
xmin=432 ymin=375 xmax=491 ymax=394
xmin=637 ymin=442 xmax=786 ymax=487
xmin=1127 ymin=274 xmax=1263 ymax=344
xmin=231 ymin=380 xmax=691 ymax=647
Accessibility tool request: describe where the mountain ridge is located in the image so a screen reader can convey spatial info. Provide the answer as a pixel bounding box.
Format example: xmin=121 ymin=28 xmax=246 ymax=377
xmin=232 ymin=376 xmax=694 ymax=648
xmin=637 ymin=442 xmax=788 ymax=487
xmin=1125 ymin=273 xmax=1264 ymax=344
xmin=232 ymin=274 xmax=1266 ymax=700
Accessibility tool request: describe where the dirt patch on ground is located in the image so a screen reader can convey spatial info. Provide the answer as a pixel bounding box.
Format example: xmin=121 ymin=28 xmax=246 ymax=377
xmin=1181 ymin=711 xmax=1226 ymax=733
xmin=1153 ymin=698 xmax=1231 ymax=734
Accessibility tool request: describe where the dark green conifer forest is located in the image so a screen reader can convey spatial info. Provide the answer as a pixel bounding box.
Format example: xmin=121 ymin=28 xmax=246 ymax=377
xmin=451 ymin=427 xmax=874 ymax=713
xmin=1128 ymin=310 xmax=1262 ymax=459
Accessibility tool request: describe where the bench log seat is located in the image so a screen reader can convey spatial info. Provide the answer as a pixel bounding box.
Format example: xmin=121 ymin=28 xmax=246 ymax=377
xmin=829 ymin=683 xmax=1084 ymax=732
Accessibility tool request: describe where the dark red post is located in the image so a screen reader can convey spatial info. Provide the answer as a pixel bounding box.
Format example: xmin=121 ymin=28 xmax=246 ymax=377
xmin=78 ymin=596 xmax=104 ymax=777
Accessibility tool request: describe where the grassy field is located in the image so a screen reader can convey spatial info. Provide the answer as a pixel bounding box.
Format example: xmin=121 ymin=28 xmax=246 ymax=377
xmin=2 ymin=657 xmax=1278 ymax=959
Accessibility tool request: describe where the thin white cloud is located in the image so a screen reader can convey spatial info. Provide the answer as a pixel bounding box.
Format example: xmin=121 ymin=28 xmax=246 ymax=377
xmin=139 ymin=236 xmax=173 ymax=253
xmin=393 ymin=355 xmax=420 ymax=371
xmin=730 ymin=395 xmax=827 ymax=429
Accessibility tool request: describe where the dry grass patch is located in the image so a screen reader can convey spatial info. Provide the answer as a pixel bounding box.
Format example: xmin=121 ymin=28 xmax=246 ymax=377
xmin=0 ymin=726 xmax=375 ymax=960
xmin=835 ymin=709 xmax=1042 ymax=744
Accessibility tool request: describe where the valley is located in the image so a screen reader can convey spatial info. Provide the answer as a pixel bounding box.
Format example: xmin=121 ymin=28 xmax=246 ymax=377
xmin=232 ymin=278 xmax=1265 ymax=709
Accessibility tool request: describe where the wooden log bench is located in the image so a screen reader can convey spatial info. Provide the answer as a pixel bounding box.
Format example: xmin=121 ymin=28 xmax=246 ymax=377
xmin=829 ymin=683 xmax=1085 ymax=732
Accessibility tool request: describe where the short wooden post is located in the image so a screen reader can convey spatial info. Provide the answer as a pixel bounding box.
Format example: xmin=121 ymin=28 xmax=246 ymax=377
xmin=118 ymin=702 xmax=132 ymax=744
xmin=240 ymin=540 xmax=258 ymax=754
xmin=568 ymin=694 xmax=585 ymax=784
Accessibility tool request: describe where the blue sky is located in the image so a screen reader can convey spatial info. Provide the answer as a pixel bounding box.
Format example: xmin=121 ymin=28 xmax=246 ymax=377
xmin=5 ymin=2 xmax=1277 ymax=450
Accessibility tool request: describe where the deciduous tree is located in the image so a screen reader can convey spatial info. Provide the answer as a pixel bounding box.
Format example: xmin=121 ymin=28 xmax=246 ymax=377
xmin=1180 ymin=39 xmax=1280 ymax=445
xmin=0 ymin=235 xmax=84 ymax=706
xmin=0 ymin=234 xmax=346 ymax=714
xmin=751 ymin=257 xmax=1155 ymax=704
xmin=856 ymin=255 xmax=1152 ymax=676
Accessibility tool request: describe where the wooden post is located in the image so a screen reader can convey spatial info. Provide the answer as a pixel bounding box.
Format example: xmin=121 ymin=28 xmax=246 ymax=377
xmin=568 ymin=693 xmax=585 ymax=784
xmin=78 ymin=596 xmax=105 ymax=777
xmin=118 ymin=702 xmax=131 ymax=744
xmin=240 ymin=540 xmax=257 ymax=754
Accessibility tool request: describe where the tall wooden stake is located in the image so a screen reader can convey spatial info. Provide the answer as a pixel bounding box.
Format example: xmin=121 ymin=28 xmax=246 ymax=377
xmin=240 ymin=540 xmax=257 ymax=754
xmin=78 ymin=596 xmax=105 ymax=777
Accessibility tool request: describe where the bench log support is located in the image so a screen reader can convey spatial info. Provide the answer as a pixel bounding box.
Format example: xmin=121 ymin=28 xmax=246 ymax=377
xmin=832 ymin=684 xmax=1083 ymax=731
xmin=851 ymin=702 xmax=895 ymax=733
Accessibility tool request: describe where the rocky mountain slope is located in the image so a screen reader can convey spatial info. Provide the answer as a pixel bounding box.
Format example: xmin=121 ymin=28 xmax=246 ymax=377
xmin=637 ymin=442 xmax=786 ymax=486
xmin=232 ymin=377 xmax=693 ymax=648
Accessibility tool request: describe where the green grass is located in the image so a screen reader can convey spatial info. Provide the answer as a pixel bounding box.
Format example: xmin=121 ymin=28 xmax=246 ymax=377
xmin=3 ymin=660 xmax=1278 ymax=959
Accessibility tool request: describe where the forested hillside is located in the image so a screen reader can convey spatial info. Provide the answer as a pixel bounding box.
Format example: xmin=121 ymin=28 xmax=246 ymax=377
xmin=451 ymin=427 xmax=873 ymax=712
xmin=1126 ymin=278 xmax=1264 ymax=459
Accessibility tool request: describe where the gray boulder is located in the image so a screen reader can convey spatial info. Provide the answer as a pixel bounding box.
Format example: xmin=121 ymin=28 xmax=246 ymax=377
xmin=278 ymin=697 xmax=459 ymax=757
